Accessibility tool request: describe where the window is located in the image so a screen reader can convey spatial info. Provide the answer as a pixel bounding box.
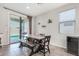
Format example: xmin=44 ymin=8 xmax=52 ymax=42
xmin=59 ymin=9 xmax=76 ymax=33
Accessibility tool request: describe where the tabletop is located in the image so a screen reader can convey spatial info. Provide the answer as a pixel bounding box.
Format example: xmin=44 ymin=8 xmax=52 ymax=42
xmin=26 ymin=34 xmax=45 ymax=40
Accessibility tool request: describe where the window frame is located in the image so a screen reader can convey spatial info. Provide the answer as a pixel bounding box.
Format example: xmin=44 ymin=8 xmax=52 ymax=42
xmin=58 ymin=8 xmax=76 ymax=34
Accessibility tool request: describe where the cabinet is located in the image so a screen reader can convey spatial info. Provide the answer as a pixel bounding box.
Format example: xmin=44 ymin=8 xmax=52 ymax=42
xmin=67 ymin=36 xmax=79 ymax=55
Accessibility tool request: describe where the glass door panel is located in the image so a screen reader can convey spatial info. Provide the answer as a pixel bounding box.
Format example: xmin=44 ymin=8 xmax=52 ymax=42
xmin=10 ymin=15 xmax=20 ymax=44
xmin=21 ymin=18 xmax=29 ymax=40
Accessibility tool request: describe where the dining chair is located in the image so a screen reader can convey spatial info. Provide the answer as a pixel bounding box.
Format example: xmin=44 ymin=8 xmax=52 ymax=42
xmin=39 ymin=35 xmax=51 ymax=56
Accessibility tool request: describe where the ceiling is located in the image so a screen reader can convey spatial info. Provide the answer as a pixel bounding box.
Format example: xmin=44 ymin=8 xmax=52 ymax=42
xmin=0 ymin=3 xmax=67 ymax=16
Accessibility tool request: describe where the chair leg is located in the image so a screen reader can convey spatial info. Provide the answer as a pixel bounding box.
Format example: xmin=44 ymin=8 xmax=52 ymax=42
xmin=44 ymin=45 xmax=45 ymax=56
xmin=29 ymin=48 xmax=34 ymax=56
xmin=44 ymin=53 xmax=45 ymax=56
xmin=19 ymin=42 xmax=23 ymax=48
xmin=48 ymin=46 xmax=50 ymax=53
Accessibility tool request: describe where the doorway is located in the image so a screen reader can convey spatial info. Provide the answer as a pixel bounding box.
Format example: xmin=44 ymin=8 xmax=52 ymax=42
xmin=20 ymin=17 xmax=29 ymax=40
xmin=9 ymin=14 xmax=29 ymax=44
xmin=9 ymin=15 xmax=20 ymax=44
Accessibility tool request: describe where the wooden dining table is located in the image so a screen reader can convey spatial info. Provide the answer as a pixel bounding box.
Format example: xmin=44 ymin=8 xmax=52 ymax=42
xmin=25 ymin=34 xmax=45 ymax=55
xmin=26 ymin=34 xmax=45 ymax=40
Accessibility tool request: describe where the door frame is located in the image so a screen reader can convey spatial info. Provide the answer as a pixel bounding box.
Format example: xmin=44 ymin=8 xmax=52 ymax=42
xmin=8 ymin=14 xmax=32 ymax=44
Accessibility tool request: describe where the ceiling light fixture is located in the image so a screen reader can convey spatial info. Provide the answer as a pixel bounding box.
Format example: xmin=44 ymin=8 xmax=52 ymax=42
xmin=26 ymin=6 xmax=30 ymax=9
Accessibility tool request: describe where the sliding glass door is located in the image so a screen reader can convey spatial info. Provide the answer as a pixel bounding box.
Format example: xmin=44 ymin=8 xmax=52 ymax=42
xmin=9 ymin=15 xmax=29 ymax=44
xmin=21 ymin=18 xmax=29 ymax=40
xmin=10 ymin=15 xmax=20 ymax=44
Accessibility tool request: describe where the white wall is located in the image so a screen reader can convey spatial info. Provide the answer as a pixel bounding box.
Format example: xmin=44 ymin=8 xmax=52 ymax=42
xmin=33 ymin=4 xmax=79 ymax=48
xmin=0 ymin=6 xmax=28 ymax=45
xmin=0 ymin=6 xmax=9 ymax=45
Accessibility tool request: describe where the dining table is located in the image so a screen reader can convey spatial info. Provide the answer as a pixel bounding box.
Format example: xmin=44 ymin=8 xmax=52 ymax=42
xmin=25 ymin=34 xmax=45 ymax=55
xmin=26 ymin=34 xmax=45 ymax=40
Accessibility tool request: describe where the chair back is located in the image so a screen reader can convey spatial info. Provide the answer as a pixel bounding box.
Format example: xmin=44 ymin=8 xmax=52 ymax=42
xmin=40 ymin=35 xmax=51 ymax=46
xmin=45 ymin=35 xmax=51 ymax=45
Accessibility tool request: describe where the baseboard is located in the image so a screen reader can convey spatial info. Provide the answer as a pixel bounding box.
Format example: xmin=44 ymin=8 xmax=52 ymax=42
xmin=50 ymin=43 xmax=66 ymax=49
